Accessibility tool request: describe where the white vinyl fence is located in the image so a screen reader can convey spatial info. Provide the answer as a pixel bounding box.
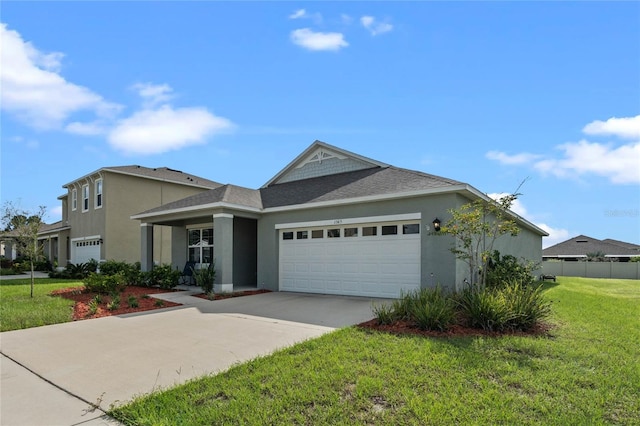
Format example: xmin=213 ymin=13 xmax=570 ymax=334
xmin=541 ymin=261 xmax=640 ymax=280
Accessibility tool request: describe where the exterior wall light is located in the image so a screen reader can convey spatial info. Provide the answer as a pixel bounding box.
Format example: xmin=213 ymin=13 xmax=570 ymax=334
xmin=432 ymin=218 xmax=441 ymax=232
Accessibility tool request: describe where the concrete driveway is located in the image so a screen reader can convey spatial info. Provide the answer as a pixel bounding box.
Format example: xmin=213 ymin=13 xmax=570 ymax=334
xmin=1 ymin=291 xmax=381 ymax=425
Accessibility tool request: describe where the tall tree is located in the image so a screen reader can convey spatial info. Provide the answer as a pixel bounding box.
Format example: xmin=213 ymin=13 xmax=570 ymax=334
xmin=1 ymin=202 xmax=46 ymax=297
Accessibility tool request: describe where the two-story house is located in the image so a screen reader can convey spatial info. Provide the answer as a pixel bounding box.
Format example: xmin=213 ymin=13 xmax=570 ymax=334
xmin=37 ymin=166 xmax=221 ymax=268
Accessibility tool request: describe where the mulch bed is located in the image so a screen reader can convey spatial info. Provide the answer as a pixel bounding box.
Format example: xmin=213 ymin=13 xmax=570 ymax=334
xmin=358 ymin=319 xmax=553 ymax=338
xmin=51 ymin=286 xmax=181 ymax=320
xmin=193 ymin=289 xmax=271 ymax=301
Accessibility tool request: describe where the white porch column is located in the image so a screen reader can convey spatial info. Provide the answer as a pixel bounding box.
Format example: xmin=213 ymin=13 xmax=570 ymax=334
xmin=140 ymin=223 xmax=154 ymax=272
xmin=213 ymin=213 xmax=233 ymax=293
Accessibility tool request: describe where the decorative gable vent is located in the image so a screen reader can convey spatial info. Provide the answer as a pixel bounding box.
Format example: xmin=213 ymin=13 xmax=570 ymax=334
xmin=297 ymin=148 xmax=346 ymax=168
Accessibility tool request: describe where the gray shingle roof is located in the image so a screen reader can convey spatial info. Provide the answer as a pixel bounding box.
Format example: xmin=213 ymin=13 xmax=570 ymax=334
xmin=543 ymin=235 xmax=640 ymax=257
xmin=134 ymin=166 xmax=462 ymax=216
xmin=64 ymin=166 xmax=222 ymax=189
xmin=260 ymin=166 xmax=462 ymax=208
xmin=137 ymin=184 xmax=263 ymax=215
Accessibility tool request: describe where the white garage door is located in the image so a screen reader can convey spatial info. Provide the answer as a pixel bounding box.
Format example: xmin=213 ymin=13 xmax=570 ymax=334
xmin=71 ymin=239 xmax=101 ymax=264
xmin=279 ymin=220 xmax=421 ymax=298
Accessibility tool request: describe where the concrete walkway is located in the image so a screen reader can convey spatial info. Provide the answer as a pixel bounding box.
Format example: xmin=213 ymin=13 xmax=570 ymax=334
xmin=1 ymin=291 xmax=380 ymax=425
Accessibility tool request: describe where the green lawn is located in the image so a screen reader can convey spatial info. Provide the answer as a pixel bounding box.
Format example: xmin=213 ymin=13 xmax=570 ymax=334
xmin=111 ymin=277 xmax=640 ymax=425
xmin=0 ymin=278 xmax=84 ymax=331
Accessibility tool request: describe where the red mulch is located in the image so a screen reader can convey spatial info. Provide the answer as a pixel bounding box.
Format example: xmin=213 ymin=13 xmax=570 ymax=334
xmin=358 ymin=318 xmax=553 ymax=338
xmin=51 ymin=286 xmax=181 ymax=320
xmin=193 ymin=289 xmax=271 ymax=301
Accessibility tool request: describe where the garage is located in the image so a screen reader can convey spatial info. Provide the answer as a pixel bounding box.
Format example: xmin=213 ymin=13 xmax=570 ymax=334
xmin=71 ymin=238 xmax=101 ymax=264
xmin=278 ymin=217 xmax=421 ymax=298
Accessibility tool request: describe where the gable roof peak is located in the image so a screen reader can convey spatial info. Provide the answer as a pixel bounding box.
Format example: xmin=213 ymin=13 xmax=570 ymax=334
xmin=262 ymin=140 xmax=389 ymax=188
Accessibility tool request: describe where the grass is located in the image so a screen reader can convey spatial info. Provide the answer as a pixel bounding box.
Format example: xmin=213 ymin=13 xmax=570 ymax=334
xmin=110 ymin=277 xmax=640 ymax=425
xmin=0 ymin=278 xmax=84 ymax=331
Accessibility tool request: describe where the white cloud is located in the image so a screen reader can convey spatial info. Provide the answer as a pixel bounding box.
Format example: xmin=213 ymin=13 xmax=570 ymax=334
xmin=538 ymin=223 xmax=570 ymax=249
xmin=487 ymin=115 xmax=640 ymax=185
xmin=108 ymin=105 xmax=234 ymax=155
xmin=0 ymin=23 xmax=121 ymax=130
xmin=583 ymin=115 xmax=640 ymax=139
xmin=290 ymin=28 xmax=348 ymax=51
xmin=65 ymin=121 xmax=106 ymax=136
xmin=48 ymin=206 xmax=63 ymax=222
xmin=486 ymin=151 xmax=542 ymax=165
xmin=533 ymin=140 xmax=640 ymax=184
xmin=340 ymin=14 xmax=353 ymax=25
xmin=488 ymin=193 xmax=528 ymax=217
xmin=131 ymin=82 xmax=174 ymax=108
xmin=488 ymin=193 xmax=569 ymax=248
xmin=360 ymin=15 xmax=393 ymax=36
xmin=289 ymin=9 xmax=306 ymax=19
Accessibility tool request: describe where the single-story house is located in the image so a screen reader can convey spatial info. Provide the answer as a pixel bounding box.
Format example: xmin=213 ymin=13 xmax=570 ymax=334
xmin=132 ymin=141 xmax=547 ymax=298
xmin=543 ymin=235 xmax=640 ymax=262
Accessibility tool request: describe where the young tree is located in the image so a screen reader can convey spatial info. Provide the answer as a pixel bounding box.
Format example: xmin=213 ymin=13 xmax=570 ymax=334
xmin=440 ymin=192 xmax=521 ymax=287
xmin=1 ymin=202 xmax=47 ymax=297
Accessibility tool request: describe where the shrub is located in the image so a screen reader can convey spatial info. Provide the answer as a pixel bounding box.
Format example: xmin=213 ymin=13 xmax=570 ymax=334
xmin=99 ymin=260 xmax=143 ymax=286
xmin=485 ymin=251 xmax=538 ymax=289
xmin=457 ymin=281 xmax=551 ymax=332
xmin=127 ymin=295 xmax=139 ymax=308
xmin=372 ymin=303 xmax=396 ymax=325
xmin=107 ymin=295 xmax=120 ymax=311
xmin=84 ymin=272 xmax=127 ymax=295
xmin=146 ymin=264 xmax=181 ymax=289
xmin=50 ymin=262 xmax=93 ymax=279
xmin=87 ymin=297 xmax=100 ymax=316
xmin=501 ymin=280 xmax=551 ymax=331
xmin=192 ymin=264 xmax=216 ymax=294
xmin=154 ymin=299 xmax=165 ymax=307
xmin=409 ymin=287 xmax=456 ymax=332
xmin=456 ymin=286 xmax=514 ymax=332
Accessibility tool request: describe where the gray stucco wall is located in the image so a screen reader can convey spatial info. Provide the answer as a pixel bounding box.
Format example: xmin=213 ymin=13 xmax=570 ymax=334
xmin=257 ymin=193 xmax=461 ymax=292
xmin=257 ymin=192 xmax=544 ymax=294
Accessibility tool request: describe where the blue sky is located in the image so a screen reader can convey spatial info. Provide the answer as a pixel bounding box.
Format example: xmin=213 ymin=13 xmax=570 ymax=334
xmin=1 ymin=2 xmax=639 ymax=248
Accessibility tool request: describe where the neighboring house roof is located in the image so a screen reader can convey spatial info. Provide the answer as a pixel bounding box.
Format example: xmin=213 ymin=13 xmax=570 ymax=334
xmin=63 ymin=165 xmax=222 ymax=190
xmin=2 ymin=221 xmax=69 ymax=239
xmin=543 ymin=235 xmax=640 ymax=258
xmin=602 ymin=239 xmax=640 ymax=251
xmin=131 ymin=141 xmax=547 ymax=237
xmin=38 ymin=221 xmax=70 ymax=235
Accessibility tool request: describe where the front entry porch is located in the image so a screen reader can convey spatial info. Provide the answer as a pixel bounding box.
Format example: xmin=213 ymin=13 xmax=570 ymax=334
xmin=140 ymin=213 xmax=258 ymax=293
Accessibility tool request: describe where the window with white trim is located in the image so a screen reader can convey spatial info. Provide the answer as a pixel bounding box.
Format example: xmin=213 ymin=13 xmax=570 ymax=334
xmin=71 ymin=188 xmax=77 ymax=211
xmin=95 ymin=179 xmax=103 ymax=208
xmin=82 ymin=185 xmax=89 ymax=212
xmin=188 ymin=228 xmax=214 ymax=265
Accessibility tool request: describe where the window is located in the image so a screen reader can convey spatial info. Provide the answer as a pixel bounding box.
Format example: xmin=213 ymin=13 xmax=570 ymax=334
xmin=327 ymin=229 xmax=340 ymax=238
xmin=344 ymin=227 xmax=358 ymax=237
xmin=382 ymin=225 xmax=398 ymax=235
xmin=282 ymin=232 xmax=294 ymax=240
xmin=188 ymin=228 xmax=214 ymax=265
xmin=403 ymin=224 xmax=420 ymax=234
xmin=82 ymin=185 xmax=89 ymax=212
xmin=363 ymin=226 xmax=377 ymax=236
xmin=312 ymin=230 xmax=323 ymax=239
xmin=296 ymin=231 xmax=308 ymax=239
xmin=71 ymin=189 xmax=77 ymax=211
xmin=95 ymin=179 xmax=103 ymax=208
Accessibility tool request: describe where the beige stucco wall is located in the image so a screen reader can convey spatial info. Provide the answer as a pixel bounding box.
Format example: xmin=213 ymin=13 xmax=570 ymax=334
xmin=63 ymin=171 xmax=212 ymax=266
